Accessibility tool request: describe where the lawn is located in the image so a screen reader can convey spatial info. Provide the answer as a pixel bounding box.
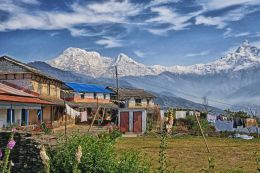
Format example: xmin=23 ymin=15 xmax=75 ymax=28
xmin=115 ymin=136 xmax=260 ymax=172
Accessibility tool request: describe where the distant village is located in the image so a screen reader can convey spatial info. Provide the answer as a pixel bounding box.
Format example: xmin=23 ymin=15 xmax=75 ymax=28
xmin=0 ymin=55 xmax=258 ymax=135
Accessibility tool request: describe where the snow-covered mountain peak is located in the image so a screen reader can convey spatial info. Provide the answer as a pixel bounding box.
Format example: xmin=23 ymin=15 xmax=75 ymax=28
xmin=235 ymin=40 xmax=260 ymax=57
xmin=116 ymin=53 xmax=137 ymax=64
xmin=48 ymin=41 xmax=260 ymax=78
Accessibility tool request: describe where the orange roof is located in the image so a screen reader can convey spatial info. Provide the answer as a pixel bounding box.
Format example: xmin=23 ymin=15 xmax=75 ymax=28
xmin=0 ymin=95 xmax=53 ymax=105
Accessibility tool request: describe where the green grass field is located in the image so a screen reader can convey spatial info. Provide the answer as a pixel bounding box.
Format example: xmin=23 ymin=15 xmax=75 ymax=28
xmin=115 ymin=136 xmax=260 ymax=172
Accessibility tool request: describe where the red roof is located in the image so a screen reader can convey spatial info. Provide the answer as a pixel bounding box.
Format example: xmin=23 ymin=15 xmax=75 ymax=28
xmin=0 ymin=83 xmax=53 ymax=105
xmin=0 ymin=94 xmax=53 ymax=105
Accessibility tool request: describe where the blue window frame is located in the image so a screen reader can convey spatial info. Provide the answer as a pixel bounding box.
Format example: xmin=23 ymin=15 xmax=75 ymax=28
xmin=7 ymin=109 xmax=15 ymax=124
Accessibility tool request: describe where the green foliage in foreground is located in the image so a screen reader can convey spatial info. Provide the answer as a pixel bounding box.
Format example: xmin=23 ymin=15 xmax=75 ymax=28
xmin=49 ymin=133 xmax=150 ymax=173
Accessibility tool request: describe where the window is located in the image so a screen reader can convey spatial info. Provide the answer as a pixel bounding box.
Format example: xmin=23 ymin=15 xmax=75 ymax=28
xmin=37 ymin=110 xmax=43 ymax=122
xmin=104 ymin=94 xmax=107 ymax=99
xmin=7 ymin=109 xmax=15 ymax=124
xmin=135 ymin=99 xmax=142 ymax=106
xmin=81 ymin=93 xmax=85 ymax=99
xmin=94 ymin=93 xmax=97 ymax=99
xmin=147 ymin=99 xmax=150 ymax=105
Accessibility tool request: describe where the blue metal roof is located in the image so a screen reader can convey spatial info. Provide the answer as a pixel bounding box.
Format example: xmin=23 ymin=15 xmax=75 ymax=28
xmin=65 ymin=83 xmax=113 ymax=93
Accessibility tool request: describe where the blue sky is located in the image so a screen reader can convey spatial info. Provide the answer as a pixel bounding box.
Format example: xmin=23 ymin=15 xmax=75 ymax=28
xmin=0 ymin=0 xmax=260 ymax=66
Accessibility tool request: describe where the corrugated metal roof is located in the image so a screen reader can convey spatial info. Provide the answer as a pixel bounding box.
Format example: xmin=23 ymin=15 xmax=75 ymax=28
xmin=0 ymin=83 xmax=35 ymax=97
xmin=66 ymin=82 xmax=114 ymax=94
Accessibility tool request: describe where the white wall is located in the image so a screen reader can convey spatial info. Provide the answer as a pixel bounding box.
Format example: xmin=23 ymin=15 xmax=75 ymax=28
xmin=14 ymin=109 xmax=22 ymax=126
xmin=0 ymin=109 xmax=22 ymax=128
xmin=0 ymin=109 xmax=7 ymax=128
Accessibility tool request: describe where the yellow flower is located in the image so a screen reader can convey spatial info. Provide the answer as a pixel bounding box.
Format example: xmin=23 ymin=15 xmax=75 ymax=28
xmin=40 ymin=146 xmax=50 ymax=164
xmin=75 ymin=145 xmax=82 ymax=164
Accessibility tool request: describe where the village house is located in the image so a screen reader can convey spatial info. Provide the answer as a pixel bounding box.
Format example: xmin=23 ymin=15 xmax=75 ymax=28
xmin=0 ymin=56 xmax=70 ymax=128
xmin=107 ymin=87 xmax=159 ymax=133
xmin=107 ymin=87 xmax=156 ymax=109
xmin=0 ymin=83 xmax=53 ymax=128
xmin=63 ymin=82 xmax=118 ymax=124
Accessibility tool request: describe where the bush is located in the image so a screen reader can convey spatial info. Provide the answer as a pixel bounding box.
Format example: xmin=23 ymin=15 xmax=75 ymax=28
xmin=117 ymin=150 xmax=150 ymax=173
xmin=109 ymin=128 xmax=122 ymax=140
xmin=49 ymin=133 xmax=150 ymax=173
xmin=186 ymin=115 xmax=215 ymax=135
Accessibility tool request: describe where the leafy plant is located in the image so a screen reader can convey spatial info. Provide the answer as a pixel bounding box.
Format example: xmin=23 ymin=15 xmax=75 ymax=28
xmin=255 ymin=151 xmax=260 ymax=172
xmin=158 ymin=126 xmax=167 ymax=173
xmin=200 ymin=157 xmax=215 ymax=173
xmin=49 ymin=133 xmax=150 ymax=173
xmin=41 ymin=122 xmax=51 ymax=134
xmin=116 ymin=150 xmax=150 ymax=173
xmin=0 ymin=129 xmax=16 ymax=173
xmin=109 ymin=128 xmax=122 ymax=140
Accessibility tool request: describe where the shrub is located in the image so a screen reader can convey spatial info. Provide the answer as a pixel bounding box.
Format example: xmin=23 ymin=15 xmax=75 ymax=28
xmin=49 ymin=133 xmax=150 ymax=173
xmin=116 ymin=150 xmax=150 ymax=173
xmin=109 ymin=128 xmax=122 ymax=140
xmin=186 ymin=115 xmax=215 ymax=135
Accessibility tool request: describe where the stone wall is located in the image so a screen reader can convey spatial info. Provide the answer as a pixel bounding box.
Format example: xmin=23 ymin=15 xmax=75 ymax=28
xmin=0 ymin=132 xmax=45 ymax=173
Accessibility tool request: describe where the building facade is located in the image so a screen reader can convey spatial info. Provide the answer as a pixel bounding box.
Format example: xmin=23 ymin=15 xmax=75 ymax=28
xmin=0 ymin=56 xmax=68 ymax=128
xmin=0 ymin=83 xmax=53 ymax=128
xmin=108 ymin=88 xmax=156 ymax=109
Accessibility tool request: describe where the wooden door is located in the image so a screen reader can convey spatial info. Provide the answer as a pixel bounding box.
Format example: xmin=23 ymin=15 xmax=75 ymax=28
xmin=120 ymin=112 xmax=129 ymax=133
xmin=133 ymin=111 xmax=142 ymax=132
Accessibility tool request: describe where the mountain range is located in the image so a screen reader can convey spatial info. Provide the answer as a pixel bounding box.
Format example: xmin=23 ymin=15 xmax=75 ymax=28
xmin=29 ymin=40 xmax=260 ymax=113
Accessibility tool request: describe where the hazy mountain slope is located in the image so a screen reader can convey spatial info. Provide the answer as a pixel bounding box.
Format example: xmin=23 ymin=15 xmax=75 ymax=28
xmin=44 ymin=40 xmax=260 ymax=110
xmin=29 ymin=61 xmax=222 ymax=111
xmin=28 ymin=61 xmax=132 ymax=87
xmin=154 ymin=92 xmax=223 ymax=114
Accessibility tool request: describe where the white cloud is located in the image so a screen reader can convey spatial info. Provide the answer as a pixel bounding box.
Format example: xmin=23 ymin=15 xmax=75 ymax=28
xmin=134 ymin=50 xmax=145 ymax=58
xmin=195 ymin=7 xmax=257 ymax=29
xmin=223 ymin=28 xmax=251 ymax=38
xmin=233 ymin=32 xmax=251 ymax=37
xmin=145 ymin=6 xmax=201 ymax=35
xmin=200 ymin=0 xmax=260 ymax=11
xmin=95 ymin=37 xmax=123 ymax=48
xmin=186 ymin=50 xmax=210 ymax=57
xmin=0 ymin=0 xmax=142 ymax=37
xmin=195 ymin=16 xmax=226 ymax=29
xmin=0 ymin=0 xmax=259 ymax=38
xmin=149 ymin=0 xmax=181 ymax=6
xmin=223 ymin=28 xmax=232 ymax=37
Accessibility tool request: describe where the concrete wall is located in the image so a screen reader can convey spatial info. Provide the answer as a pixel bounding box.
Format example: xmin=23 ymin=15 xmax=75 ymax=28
xmin=0 ymin=107 xmax=53 ymax=128
xmin=0 ymin=109 xmax=7 ymax=128
xmin=127 ymin=97 xmax=155 ymax=108
xmin=32 ymin=80 xmax=61 ymax=98
xmin=0 ymin=109 xmax=22 ymax=127
xmin=43 ymin=106 xmax=51 ymax=122
xmin=65 ymin=92 xmax=111 ymax=103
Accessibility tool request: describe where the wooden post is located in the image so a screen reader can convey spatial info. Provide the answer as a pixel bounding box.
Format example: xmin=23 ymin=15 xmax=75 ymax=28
xmin=26 ymin=109 xmax=29 ymax=128
xmin=101 ymin=108 xmax=106 ymax=124
xmin=195 ymin=112 xmax=210 ymax=153
xmin=10 ymin=104 xmax=13 ymax=125
xmin=88 ymin=106 xmax=101 ymax=132
xmin=63 ymin=91 xmax=67 ymax=143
